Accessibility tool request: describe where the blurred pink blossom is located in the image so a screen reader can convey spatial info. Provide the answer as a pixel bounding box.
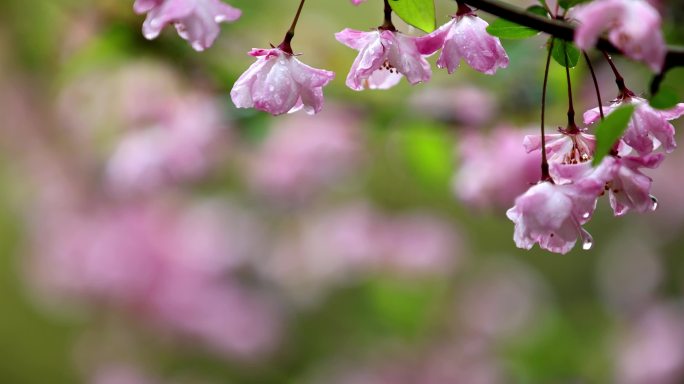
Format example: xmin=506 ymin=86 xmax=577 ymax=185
xmin=231 ymin=48 xmax=335 ymax=115
xmin=106 ymin=93 xmax=229 ymax=194
xmin=322 ymin=340 xmax=504 ymax=384
xmin=246 ymin=107 xmax=361 ymax=202
xmin=615 ymin=304 xmax=684 ymax=384
xmin=597 ymin=232 xmax=663 ymax=312
xmin=27 ymin=200 xmax=280 ymax=359
xmin=572 ymin=0 xmax=666 ymax=72
xmin=454 ymin=127 xmax=540 ymax=210
xmin=134 ymin=0 xmax=241 ymax=51
xmin=57 ymin=61 xmax=183 ymax=137
xmin=410 ymin=86 xmax=497 ymax=126
xmin=457 ymin=260 xmax=549 ymax=339
xmin=261 ymin=203 xmax=462 ymax=303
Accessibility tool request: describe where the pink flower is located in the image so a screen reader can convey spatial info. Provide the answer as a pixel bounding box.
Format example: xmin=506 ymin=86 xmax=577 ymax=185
xmin=571 ymin=0 xmax=666 ymax=72
xmin=506 ymin=179 xmax=604 ymax=254
xmin=418 ymin=14 xmax=509 ymax=74
xmin=335 ymin=28 xmax=433 ymax=90
xmin=598 ymin=153 xmax=664 ymax=216
xmin=523 ymin=130 xmax=596 ymax=166
xmin=350 ymin=0 xmax=366 ymax=4
xmin=230 ymin=48 xmax=335 ymax=115
xmin=585 ymin=97 xmax=684 ymax=155
xmin=134 ymin=0 xmax=241 ymax=51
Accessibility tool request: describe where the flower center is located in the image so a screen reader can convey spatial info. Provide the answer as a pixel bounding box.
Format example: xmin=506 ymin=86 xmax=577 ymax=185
xmin=380 ymin=59 xmax=397 ymax=74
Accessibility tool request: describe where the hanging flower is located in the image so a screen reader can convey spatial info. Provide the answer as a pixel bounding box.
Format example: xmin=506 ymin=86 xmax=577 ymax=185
xmin=418 ymin=11 xmax=509 ymax=74
xmin=134 ymin=0 xmax=241 ymax=51
xmin=335 ymin=28 xmax=433 ymax=90
xmin=231 ymin=48 xmax=335 ymax=116
xmin=571 ymin=0 xmax=666 ymax=72
xmin=584 ymin=97 xmax=684 ymax=156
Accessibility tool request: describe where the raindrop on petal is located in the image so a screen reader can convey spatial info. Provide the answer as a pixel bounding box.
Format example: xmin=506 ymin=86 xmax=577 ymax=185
xmin=650 ymin=195 xmax=658 ymax=211
xmin=580 ymin=227 xmax=593 ymax=250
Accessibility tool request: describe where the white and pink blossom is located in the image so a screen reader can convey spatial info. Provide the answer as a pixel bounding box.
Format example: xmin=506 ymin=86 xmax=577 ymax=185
xmin=418 ymin=14 xmax=509 ymax=74
xmin=231 ymin=48 xmax=335 ymax=115
xmin=506 ymin=179 xmax=604 ymax=254
xmin=598 ymin=153 xmax=664 ymax=216
xmin=571 ymin=0 xmax=666 ymax=72
xmin=134 ymin=0 xmax=241 ymax=51
xmin=335 ymin=28 xmax=433 ymax=90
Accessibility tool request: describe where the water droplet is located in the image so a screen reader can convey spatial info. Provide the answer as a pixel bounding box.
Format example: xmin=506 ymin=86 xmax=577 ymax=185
xmin=650 ymin=195 xmax=658 ymax=211
xmin=579 ymin=227 xmax=593 ymax=250
xmin=582 ymin=212 xmax=591 ymax=219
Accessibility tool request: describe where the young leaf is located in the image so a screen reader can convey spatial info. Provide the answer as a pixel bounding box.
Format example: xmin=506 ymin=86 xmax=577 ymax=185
xmin=537 ymin=0 xmax=550 ymax=11
xmin=527 ymin=5 xmax=549 ymax=17
xmin=649 ymin=86 xmax=679 ymax=110
xmin=486 ymin=19 xmax=538 ymax=38
xmin=486 ymin=6 xmax=547 ymax=39
xmin=388 ymin=0 xmax=436 ymax=33
xmin=592 ymin=105 xmax=635 ymax=166
xmin=550 ymin=39 xmax=580 ymax=68
xmin=559 ymin=0 xmax=591 ymax=9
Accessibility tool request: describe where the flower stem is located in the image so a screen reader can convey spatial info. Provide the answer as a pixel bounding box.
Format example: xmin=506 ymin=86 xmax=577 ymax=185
xmin=456 ymin=1 xmax=474 ymax=17
xmin=602 ymin=51 xmax=634 ymax=99
xmin=380 ymin=0 xmax=396 ymax=31
xmin=583 ymin=52 xmax=604 ymax=120
xmin=564 ymin=43 xmax=579 ymax=133
xmin=278 ymin=0 xmax=307 ymax=54
xmin=540 ymin=38 xmax=554 ymax=183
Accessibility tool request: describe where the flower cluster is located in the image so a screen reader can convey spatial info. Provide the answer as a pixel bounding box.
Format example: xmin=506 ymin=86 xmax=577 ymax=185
xmin=335 ymin=7 xmax=508 ymax=91
xmin=507 ymin=95 xmax=684 ymax=254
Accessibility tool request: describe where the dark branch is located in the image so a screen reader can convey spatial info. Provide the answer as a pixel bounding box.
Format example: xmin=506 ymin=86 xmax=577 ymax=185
xmin=460 ymin=0 xmax=684 ymax=73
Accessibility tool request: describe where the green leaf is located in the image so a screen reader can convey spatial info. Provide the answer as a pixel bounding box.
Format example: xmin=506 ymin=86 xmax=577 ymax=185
xmin=388 ymin=0 xmax=436 ymax=33
xmin=537 ymin=0 xmax=550 ymax=11
xmin=550 ymin=39 xmax=580 ymax=68
xmin=649 ymin=86 xmax=679 ymax=110
xmin=486 ymin=19 xmax=538 ymax=39
xmin=527 ymin=5 xmax=550 ymax=17
xmin=592 ymin=105 xmax=635 ymax=166
xmin=559 ymin=0 xmax=591 ymax=9
xmin=486 ymin=6 xmax=547 ymax=39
